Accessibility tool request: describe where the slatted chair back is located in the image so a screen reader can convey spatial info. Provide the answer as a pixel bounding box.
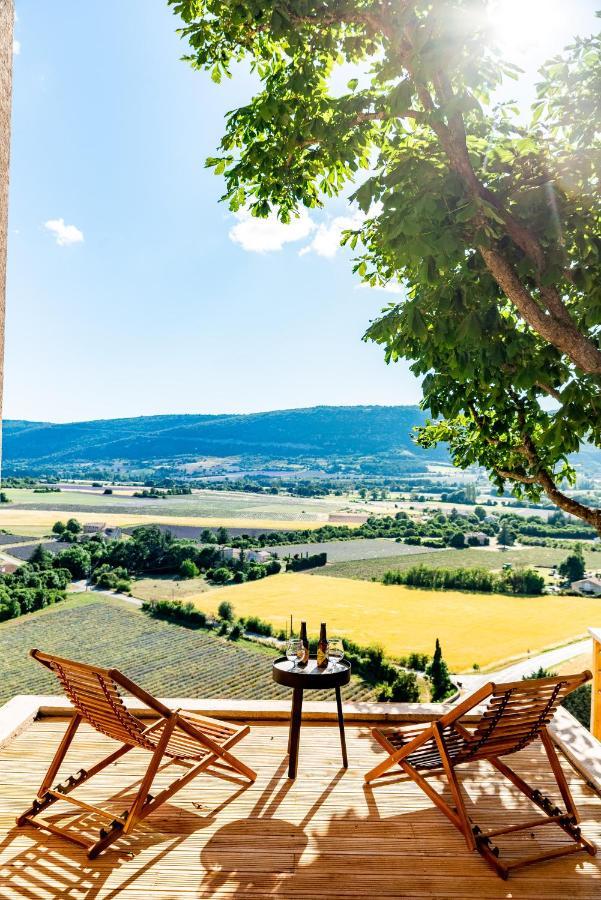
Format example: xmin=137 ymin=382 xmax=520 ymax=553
xmin=447 ymin=671 xmax=590 ymax=763
xmin=30 ymin=649 xmax=156 ymax=750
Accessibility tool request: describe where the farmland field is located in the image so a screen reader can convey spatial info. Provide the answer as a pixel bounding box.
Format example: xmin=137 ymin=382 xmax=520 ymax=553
xmin=133 ymin=575 xmax=214 ymax=603
xmin=0 ymin=595 xmax=378 ymax=703
xmin=197 ymin=573 xmax=601 ymax=671
xmin=3 ymin=487 xmax=352 ymax=522
xmin=269 ymin=538 xmax=439 ymax=563
xmin=323 ymin=546 xmax=601 ymax=580
xmin=0 ymin=507 xmax=329 ymax=538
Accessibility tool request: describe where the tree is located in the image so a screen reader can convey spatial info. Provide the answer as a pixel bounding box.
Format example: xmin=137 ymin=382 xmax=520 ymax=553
xmin=211 ymin=567 xmax=232 ymax=585
xmin=497 ymin=522 xmax=515 ymax=547
xmin=171 ymin=0 xmax=601 ymax=533
xmin=448 ymin=531 xmax=466 ymax=550
xmin=200 ymin=529 xmax=217 ymax=544
xmin=216 ymin=526 xmax=229 ymax=545
xmin=179 ymin=558 xmax=199 ymax=579
xmin=65 ymin=518 xmax=82 ymax=535
xmin=428 ymin=638 xmax=454 ymax=702
xmin=54 ymin=545 xmax=91 ymax=580
xmin=52 ymin=521 xmax=66 ymax=536
xmin=378 ymin=671 xmax=420 ymax=703
xmin=29 ymin=544 xmax=53 ymax=568
xmin=474 ymin=506 xmax=486 ymax=521
xmin=218 ymin=599 xmax=235 ymax=621
xmin=558 ymin=551 xmax=586 ymax=583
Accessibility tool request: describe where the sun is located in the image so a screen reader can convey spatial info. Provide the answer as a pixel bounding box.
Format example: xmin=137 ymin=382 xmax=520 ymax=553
xmin=488 ymin=0 xmax=567 ymax=60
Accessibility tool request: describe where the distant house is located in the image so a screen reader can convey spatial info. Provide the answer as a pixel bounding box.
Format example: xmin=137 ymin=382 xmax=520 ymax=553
xmin=0 ymin=562 xmax=18 ymax=574
xmin=222 ymin=547 xmax=241 ymax=561
xmin=222 ymin=547 xmax=272 ymax=564
xmin=82 ymin=522 xmax=121 ymax=541
xmin=82 ymin=522 xmax=106 ymax=534
xmin=571 ymin=576 xmax=601 ymax=596
xmin=465 ymin=531 xmax=489 ymax=546
xmin=246 ymin=549 xmax=272 ymax=564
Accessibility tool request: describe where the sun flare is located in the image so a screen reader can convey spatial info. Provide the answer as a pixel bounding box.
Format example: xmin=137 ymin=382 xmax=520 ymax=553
xmin=489 ymin=0 xmax=567 ymax=59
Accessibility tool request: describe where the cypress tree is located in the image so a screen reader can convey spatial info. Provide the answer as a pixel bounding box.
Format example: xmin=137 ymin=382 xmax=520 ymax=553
xmin=429 ymin=638 xmax=454 ymax=702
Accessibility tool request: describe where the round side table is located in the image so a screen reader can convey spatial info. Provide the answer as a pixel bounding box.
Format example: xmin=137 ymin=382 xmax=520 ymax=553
xmin=272 ymin=656 xmax=351 ymax=779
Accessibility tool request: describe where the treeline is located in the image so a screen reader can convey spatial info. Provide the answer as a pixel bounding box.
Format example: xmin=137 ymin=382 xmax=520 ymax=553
xmin=382 ymin=564 xmax=545 ymax=595
xmin=0 ymin=554 xmax=71 ymax=622
xmin=50 ymin=522 xmax=281 ymax=588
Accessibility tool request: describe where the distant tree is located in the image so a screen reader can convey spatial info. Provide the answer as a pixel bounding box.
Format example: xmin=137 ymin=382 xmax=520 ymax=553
xmin=179 ymin=558 xmax=199 ymax=579
xmin=0 ymin=492 xmax=10 ymax=503
xmin=52 ymin=521 xmax=66 ymax=536
xmin=497 ymin=523 xmax=515 ymax=547
xmin=65 ymin=518 xmax=82 ymax=535
xmin=29 ymin=544 xmax=53 ymax=568
xmin=218 ymin=599 xmax=235 ymax=621
xmin=428 ymin=639 xmax=454 ymax=702
xmin=200 ymin=529 xmax=217 ymax=544
xmin=448 ymin=531 xmax=466 ymax=550
xmin=378 ymin=671 xmax=420 ymax=703
xmin=103 ymin=488 xmax=113 ymax=495
xmin=474 ymin=506 xmax=486 ymax=521
xmin=54 ymin=545 xmax=91 ymax=580
xmin=211 ymin=567 xmax=232 ymax=585
xmin=216 ymin=527 xmax=229 ymax=544
xmin=558 ymin=552 xmax=586 ymax=583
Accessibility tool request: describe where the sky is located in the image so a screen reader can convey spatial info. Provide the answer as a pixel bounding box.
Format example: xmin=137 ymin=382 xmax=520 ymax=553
xmin=5 ymin=1 xmax=599 ymax=423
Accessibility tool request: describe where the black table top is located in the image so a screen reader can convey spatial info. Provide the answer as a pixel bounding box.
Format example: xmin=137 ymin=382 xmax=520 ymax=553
xmin=272 ymin=655 xmax=351 ymax=689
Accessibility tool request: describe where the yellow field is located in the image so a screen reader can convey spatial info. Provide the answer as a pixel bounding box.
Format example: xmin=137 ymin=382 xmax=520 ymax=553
xmin=197 ymin=573 xmax=601 ymax=672
xmin=0 ymin=508 xmax=327 ymax=537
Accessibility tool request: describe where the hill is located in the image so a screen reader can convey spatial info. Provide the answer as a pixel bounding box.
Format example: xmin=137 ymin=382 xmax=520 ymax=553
xmin=3 ymin=405 xmax=445 ymax=467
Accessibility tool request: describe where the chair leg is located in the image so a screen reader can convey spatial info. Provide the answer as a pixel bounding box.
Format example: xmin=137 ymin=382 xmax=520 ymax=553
xmin=38 ymin=713 xmax=82 ymax=800
xmin=433 ymin=723 xmax=476 ymax=850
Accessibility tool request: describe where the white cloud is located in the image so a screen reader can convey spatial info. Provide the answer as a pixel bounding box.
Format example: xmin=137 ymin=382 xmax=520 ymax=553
xmin=299 ymin=211 xmax=365 ymax=259
xmin=229 ymin=209 xmax=315 ymax=253
xmin=13 ymin=39 xmax=20 ymax=56
xmin=44 ymin=218 xmax=84 ymax=247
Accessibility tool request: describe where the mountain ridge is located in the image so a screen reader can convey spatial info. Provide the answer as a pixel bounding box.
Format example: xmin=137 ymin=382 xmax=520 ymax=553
xmin=2 ymin=405 xmax=444 ymax=466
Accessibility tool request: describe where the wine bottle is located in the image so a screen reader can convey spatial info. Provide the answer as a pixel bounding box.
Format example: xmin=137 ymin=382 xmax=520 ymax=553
xmin=316 ymin=622 xmax=328 ymax=668
xmin=299 ymin=621 xmax=309 ymax=666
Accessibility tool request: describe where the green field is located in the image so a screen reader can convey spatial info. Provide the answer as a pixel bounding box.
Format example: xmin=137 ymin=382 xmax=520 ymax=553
xmin=322 ymin=546 xmax=601 ymax=581
xmin=0 ymin=595 xmax=378 ymax=704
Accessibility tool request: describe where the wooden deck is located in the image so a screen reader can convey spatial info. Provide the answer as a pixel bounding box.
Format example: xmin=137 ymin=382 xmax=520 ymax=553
xmin=1 ymin=714 xmax=601 ymax=898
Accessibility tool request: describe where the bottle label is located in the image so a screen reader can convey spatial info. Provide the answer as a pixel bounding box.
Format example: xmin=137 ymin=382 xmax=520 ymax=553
xmin=317 ymin=644 xmax=328 ymax=667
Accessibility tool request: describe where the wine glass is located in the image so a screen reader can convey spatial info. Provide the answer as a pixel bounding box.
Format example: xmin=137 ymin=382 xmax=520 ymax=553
xmin=328 ymin=638 xmax=344 ymax=671
xmin=286 ymin=639 xmax=304 ymax=669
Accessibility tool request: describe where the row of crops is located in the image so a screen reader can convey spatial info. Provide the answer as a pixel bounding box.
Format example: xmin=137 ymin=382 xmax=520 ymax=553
xmin=0 ymin=597 xmax=378 ymax=704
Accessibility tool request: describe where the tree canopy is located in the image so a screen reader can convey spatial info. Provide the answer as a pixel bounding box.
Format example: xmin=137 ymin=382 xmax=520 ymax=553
xmin=170 ymin=0 xmax=601 ymax=531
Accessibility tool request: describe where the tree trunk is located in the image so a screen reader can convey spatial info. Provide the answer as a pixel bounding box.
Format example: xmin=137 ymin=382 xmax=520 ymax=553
xmin=0 ymin=0 xmax=13 ymax=485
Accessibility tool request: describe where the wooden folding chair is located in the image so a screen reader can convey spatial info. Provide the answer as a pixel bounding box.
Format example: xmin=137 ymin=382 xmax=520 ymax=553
xmin=17 ymin=649 xmax=257 ymax=859
xmin=365 ymin=671 xmax=596 ymax=878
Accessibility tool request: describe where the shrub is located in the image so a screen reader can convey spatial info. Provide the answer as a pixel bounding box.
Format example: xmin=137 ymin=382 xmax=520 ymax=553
xmin=384 ymin=671 xmax=421 ymax=702
xmin=211 ymin=567 xmax=232 ymax=584
xmin=228 ymin=623 xmax=243 ymax=641
xmin=142 ymin=599 xmax=208 ymax=629
xmin=286 ymin=552 xmax=327 ymax=572
xmin=243 ymin=615 xmax=273 ymax=637
xmin=562 ymin=684 xmax=591 ymax=729
xmin=114 ymin=580 xmax=131 ymax=593
xmin=179 ymin=558 xmax=199 ymax=579
xmin=218 ymin=600 xmax=235 ymax=621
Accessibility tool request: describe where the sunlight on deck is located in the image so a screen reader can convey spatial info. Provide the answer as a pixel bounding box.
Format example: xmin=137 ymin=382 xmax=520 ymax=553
xmin=1 ymin=716 xmax=601 ymax=898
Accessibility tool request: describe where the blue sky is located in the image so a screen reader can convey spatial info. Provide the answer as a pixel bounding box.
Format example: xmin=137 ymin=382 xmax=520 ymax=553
xmin=5 ymin=1 xmax=599 ymax=423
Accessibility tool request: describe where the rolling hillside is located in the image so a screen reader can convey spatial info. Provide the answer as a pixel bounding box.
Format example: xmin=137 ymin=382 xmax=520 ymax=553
xmin=3 ymin=405 xmax=445 ymax=466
